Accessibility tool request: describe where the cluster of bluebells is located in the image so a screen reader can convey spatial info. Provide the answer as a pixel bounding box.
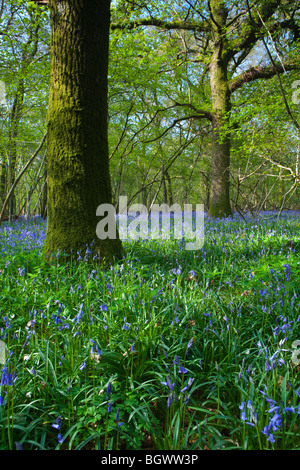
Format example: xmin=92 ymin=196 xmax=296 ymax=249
xmin=0 ymin=217 xmax=46 ymax=257
xmin=260 ymin=386 xmax=300 ymax=444
xmin=239 ymin=399 xmax=258 ymax=427
xmin=240 ymin=384 xmax=300 ymax=444
xmin=257 ymin=340 xmax=287 ymax=372
xmin=0 ymin=360 xmax=17 ymax=406
xmin=161 ymin=341 xmax=194 ymax=408
xmin=52 ymin=415 xmax=64 ymax=445
xmin=1 ymin=315 xmax=11 ymax=340
xmin=255 ymin=264 xmax=299 ymax=318
xmin=106 ymin=380 xmax=123 ymax=428
xmin=90 ymin=339 xmax=102 ymax=358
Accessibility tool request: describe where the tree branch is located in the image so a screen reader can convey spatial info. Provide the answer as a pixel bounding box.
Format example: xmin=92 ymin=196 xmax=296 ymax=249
xmin=0 ymin=133 xmax=47 ymax=226
xmin=111 ymin=17 xmax=209 ymax=33
xmin=229 ymin=62 xmax=299 ymax=93
xmin=142 ymin=114 xmax=210 ymax=144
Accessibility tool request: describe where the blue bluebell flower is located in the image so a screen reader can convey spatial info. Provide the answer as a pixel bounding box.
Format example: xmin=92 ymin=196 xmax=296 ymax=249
xmin=167 ymin=395 xmax=173 ymax=408
xmin=181 ymin=377 xmax=194 ymax=394
xmin=106 ymin=381 xmax=112 ymax=399
xmin=161 ymin=375 xmax=175 ymax=392
xmin=72 ymin=303 xmax=84 ymax=324
xmin=178 ymin=364 xmax=188 ymax=374
xmin=115 ymin=409 xmax=124 ymax=427
xmin=0 ymin=365 xmax=14 ymax=386
xmin=52 ymin=416 xmax=62 ymax=430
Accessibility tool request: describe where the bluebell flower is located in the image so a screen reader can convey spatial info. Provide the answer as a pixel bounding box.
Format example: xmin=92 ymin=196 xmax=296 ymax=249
xmin=178 ymin=364 xmax=188 ymax=374
xmin=181 ymin=377 xmax=194 ymax=394
xmin=106 ymin=381 xmax=112 ymax=399
xmin=161 ymin=375 xmax=175 ymax=392
xmin=122 ymin=317 xmax=131 ymax=330
xmin=1 ymin=365 xmax=14 ymax=386
xmin=239 ymin=402 xmax=247 ymax=421
xmin=184 ymin=394 xmax=190 ymax=405
xmin=267 ymin=433 xmax=276 ymax=443
xmin=18 ymin=267 xmax=25 ymax=276
xmin=115 ymin=409 xmax=124 ymax=427
xmin=283 ymin=406 xmax=295 ymax=413
xmin=72 ymin=303 xmax=84 ymax=324
xmin=52 ymin=416 xmax=62 ymax=430
xmin=167 ymin=394 xmax=173 ymax=408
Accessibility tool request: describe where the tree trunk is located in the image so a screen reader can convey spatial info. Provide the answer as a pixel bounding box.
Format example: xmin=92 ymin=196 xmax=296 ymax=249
xmin=7 ymin=79 xmax=25 ymax=220
xmin=44 ymin=0 xmax=122 ymax=261
xmin=208 ymin=1 xmax=232 ymax=218
xmin=209 ymin=111 xmax=232 ymax=218
xmin=0 ymin=162 xmax=7 ymax=209
xmin=40 ymin=167 xmax=47 ymax=219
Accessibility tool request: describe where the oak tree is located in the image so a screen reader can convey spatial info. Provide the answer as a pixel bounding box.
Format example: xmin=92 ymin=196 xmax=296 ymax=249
xmin=44 ymin=0 xmax=123 ymax=261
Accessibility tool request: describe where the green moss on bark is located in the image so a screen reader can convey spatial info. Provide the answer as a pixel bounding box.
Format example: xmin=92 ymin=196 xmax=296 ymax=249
xmin=44 ymin=0 xmax=123 ymax=262
xmin=208 ymin=0 xmax=233 ymax=219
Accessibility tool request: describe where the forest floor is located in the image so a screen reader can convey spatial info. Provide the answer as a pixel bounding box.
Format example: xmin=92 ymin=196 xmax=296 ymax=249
xmin=0 ymin=211 xmax=299 ymax=450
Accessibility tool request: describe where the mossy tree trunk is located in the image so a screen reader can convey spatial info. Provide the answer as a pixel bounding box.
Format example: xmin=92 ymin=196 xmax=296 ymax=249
xmin=44 ymin=0 xmax=122 ymax=261
xmin=208 ymin=0 xmax=232 ymax=218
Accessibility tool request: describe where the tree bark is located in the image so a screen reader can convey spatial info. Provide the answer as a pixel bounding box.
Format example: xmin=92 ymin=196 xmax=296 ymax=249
xmin=44 ymin=0 xmax=123 ymax=261
xmin=208 ymin=0 xmax=232 ymax=218
xmin=7 ymin=79 xmax=25 ymax=220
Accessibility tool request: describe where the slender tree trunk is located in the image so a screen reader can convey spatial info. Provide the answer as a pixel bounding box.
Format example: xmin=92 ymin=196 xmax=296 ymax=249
xmin=0 ymin=162 xmax=7 ymax=208
xmin=40 ymin=167 xmax=47 ymax=219
xmin=165 ymin=170 xmax=173 ymax=206
xmin=208 ymin=1 xmax=232 ymax=218
xmin=7 ymin=79 xmax=25 ymax=219
xmin=44 ymin=0 xmax=122 ymax=261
